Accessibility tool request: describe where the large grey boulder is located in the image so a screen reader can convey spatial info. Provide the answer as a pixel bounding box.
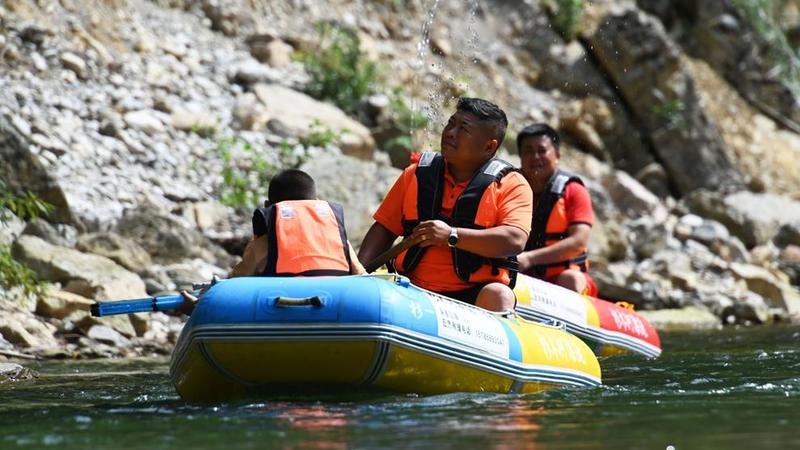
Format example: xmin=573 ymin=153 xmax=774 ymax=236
xmin=76 ymin=232 xmax=153 ymax=275
xmin=11 ymin=235 xmax=147 ymax=300
xmin=685 ymin=190 xmax=800 ymax=248
xmin=254 ymin=84 xmax=376 ymax=160
xmin=114 ymin=209 xmax=233 ymax=269
xmin=581 ymin=3 xmax=743 ymax=195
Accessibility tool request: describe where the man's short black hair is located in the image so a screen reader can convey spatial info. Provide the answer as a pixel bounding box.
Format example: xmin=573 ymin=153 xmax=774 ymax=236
xmin=267 ymin=169 xmax=316 ymax=204
xmin=456 ymin=97 xmax=508 ymax=146
xmin=516 ymin=123 xmax=560 ymax=153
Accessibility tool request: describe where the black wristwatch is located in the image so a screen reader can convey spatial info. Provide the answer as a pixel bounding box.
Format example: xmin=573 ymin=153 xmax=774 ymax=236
xmin=447 ymin=227 xmax=459 ymax=247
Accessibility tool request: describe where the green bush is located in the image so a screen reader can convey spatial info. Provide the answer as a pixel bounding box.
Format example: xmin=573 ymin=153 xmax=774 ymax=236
xmin=383 ymin=87 xmax=430 ymax=154
xmin=0 ymin=245 xmax=44 ymax=297
xmin=296 ymin=22 xmax=379 ymax=115
xmin=299 ymin=120 xmax=340 ymax=148
xmin=0 ymin=181 xmax=51 ymax=297
xmin=215 ymin=137 xmax=306 ymax=211
xmin=545 ymin=0 xmax=584 ymax=41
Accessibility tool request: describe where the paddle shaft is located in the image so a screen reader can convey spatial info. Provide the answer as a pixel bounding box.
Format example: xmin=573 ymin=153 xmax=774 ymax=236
xmin=364 ymin=237 xmax=415 ymax=274
xmin=90 ymin=294 xmax=187 ymax=317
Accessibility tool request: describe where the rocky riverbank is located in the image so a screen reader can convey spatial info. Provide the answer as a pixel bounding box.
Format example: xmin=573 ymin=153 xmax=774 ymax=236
xmin=1 ymin=0 xmax=800 ymax=363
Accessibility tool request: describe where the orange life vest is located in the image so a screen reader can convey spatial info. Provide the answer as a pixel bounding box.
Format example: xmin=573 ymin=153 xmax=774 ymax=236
xmin=526 ymin=169 xmax=589 ymax=280
xmin=394 ymin=152 xmax=520 ymax=287
xmin=252 ymin=200 xmax=351 ymax=277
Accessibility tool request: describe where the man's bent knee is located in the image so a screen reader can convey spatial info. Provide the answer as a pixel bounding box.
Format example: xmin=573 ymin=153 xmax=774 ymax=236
xmin=554 ymin=270 xmax=587 ymax=293
xmin=475 ymin=283 xmax=515 ymax=312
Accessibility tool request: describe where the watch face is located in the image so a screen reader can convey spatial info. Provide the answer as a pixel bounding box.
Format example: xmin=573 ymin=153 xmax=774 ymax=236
xmin=448 ymin=231 xmax=458 ymax=246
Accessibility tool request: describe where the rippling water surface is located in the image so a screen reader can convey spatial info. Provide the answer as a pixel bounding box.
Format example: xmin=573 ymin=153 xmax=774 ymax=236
xmin=2 ymin=326 xmax=799 ymax=449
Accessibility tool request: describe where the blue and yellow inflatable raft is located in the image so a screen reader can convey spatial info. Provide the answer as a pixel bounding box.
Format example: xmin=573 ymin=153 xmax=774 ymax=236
xmin=170 ymin=275 xmax=601 ymax=402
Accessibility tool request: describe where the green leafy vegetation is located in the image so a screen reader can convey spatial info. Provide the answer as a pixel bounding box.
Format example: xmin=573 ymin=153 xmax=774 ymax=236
xmin=296 ymin=22 xmax=379 ymax=115
xmin=296 ymin=22 xmax=429 ymax=152
xmin=382 ymin=88 xmax=430 ymax=154
xmin=545 ymin=0 xmax=585 ymax=41
xmin=733 ymin=0 xmax=800 ymax=95
xmin=0 ymin=181 xmax=51 ymax=297
xmin=652 ymin=98 xmax=687 ymax=130
xmin=299 ymin=120 xmax=340 ymax=148
xmin=214 ymin=137 xmax=305 ymax=211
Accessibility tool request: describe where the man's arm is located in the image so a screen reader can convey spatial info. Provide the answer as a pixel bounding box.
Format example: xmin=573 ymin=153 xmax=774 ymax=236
xmin=410 ymin=220 xmax=527 ymax=258
xmin=228 ymin=235 xmax=268 ymax=277
xmin=517 ymin=223 xmax=591 ymax=272
xmin=348 ymin=242 xmax=367 ymax=275
xmin=357 ymin=222 xmax=398 ymax=266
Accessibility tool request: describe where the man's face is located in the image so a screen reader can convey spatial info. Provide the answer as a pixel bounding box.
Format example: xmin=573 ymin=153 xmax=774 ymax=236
xmin=440 ymin=110 xmax=496 ymax=169
xmin=519 ymin=134 xmax=559 ymax=179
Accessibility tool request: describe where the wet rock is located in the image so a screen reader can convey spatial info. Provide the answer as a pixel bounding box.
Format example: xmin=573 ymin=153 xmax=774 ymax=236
xmin=254 ymin=84 xmax=375 ymax=160
xmin=75 ymin=232 xmax=153 ymax=275
xmin=0 ymin=363 xmax=37 ymax=383
xmin=11 ymin=235 xmax=147 ymax=300
xmin=638 ymin=306 xmax=720 ymax=331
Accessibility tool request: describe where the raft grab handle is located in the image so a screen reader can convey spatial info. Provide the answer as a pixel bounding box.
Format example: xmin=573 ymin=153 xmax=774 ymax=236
xmin=274 ymin=296 xmax=324 ymax=307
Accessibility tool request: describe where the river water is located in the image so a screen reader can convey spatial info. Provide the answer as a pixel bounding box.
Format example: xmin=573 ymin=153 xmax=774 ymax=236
xmin=1 ymin=325 xmax=798 ymax=450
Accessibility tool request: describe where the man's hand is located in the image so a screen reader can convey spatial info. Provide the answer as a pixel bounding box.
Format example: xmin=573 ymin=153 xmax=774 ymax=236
xmin=411 ymin=220 xmax=451 ymax=248
xmin=178 ymin=290 xmax=199 ymax=315
xmin=516 ymin=251 xmax=535 ymax=273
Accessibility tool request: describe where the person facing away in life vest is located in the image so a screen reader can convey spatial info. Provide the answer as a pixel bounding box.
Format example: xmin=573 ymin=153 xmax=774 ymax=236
xmin=358 ymin=97 xmax=533 ymax=312
xmin=515 ymin=123 xmax=598 ymax=297
xmin=180 ymin=169 xmax=365 ymax=313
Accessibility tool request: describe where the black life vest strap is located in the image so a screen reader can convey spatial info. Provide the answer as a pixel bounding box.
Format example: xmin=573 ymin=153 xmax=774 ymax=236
xmin=253 ymin=205 xmax=280 ymax=276
xmin=273 ymin=269 xmax=350 ymax=277
xmin=530 ymin=253 xmax=589 ymax=278
xmin=329 ymin=202 xmax=353 ymax=273
xmin=398 ymin=152 xmax=445 ymax=274
xmin=527 ymin=169 xmax=584 ymax=251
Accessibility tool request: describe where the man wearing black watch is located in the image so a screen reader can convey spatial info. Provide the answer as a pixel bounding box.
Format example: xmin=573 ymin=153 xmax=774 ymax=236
xmin=358 ymin=98 xmax=533 ymax=312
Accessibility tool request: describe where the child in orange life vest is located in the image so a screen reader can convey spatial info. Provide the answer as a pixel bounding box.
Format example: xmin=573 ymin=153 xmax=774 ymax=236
xmin=179 ymin=169 xmax=365 ymax=313
xmin=515 ymin=124 xmax=598 ymax=297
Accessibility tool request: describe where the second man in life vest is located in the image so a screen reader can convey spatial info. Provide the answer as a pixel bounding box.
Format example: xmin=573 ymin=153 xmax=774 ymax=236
xmin=230 ymin=169 xmax=365 ymax=277
xmin=515 ymin=124 xmax=598 ymax=296
xmin=358 ymin=97 xmax=533 ymax=312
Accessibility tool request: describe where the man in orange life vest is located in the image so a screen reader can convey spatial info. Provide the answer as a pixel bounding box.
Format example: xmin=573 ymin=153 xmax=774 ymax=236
xmin=358 ymin=97 xmax=533 ymax=312
xmin=515 ymin=124 xmax=598 ymax=297
xmin=229 ymin=169 xmax=364 ymax=277
xmin=180 ymin=169 xmax=364 ymax=313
